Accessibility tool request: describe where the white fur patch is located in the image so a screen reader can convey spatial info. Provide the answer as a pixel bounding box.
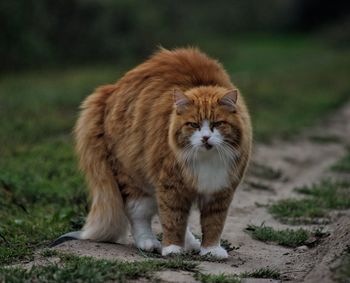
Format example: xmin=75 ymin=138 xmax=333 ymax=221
xmin=200 ymin=245 xmax=228 ymax=259
xmin=136 ymin=237 xmax=161 ymax=252
xmin=183 ymin=120 xmax=239 ymax=194
xmin=81 ymin=193 xmax=128 ymax=244
xmin=193 ymin=150 xmax=232 ymax=193
xmin=184 ymin=228 xmax=201 ymax=252
xmin=126 ymin=197 xmax=160 ymax=252
xmin=162 ymin=244 xmax=183 ymax=256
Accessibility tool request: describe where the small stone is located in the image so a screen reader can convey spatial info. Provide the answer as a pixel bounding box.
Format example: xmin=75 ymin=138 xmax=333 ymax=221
xmin=296 ymin=245 xmax=309 ymax=252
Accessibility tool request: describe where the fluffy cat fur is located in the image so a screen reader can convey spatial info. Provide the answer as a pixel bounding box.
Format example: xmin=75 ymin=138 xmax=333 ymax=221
xmin=64 ymin=48 xmax=252 ymax=258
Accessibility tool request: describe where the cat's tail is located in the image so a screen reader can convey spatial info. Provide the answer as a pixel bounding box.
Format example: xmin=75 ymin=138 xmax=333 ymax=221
xmin=73 ymin=85 xmax=128 ymax=244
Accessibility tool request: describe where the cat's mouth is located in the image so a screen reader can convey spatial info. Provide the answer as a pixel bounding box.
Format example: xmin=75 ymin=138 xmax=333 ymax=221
xmin=202 ymin=143 xmax=213 ymax=150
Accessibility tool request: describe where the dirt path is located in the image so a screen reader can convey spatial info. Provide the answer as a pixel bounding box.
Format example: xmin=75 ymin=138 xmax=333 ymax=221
xmin=52 ymin=102 xmax=350 ymax=282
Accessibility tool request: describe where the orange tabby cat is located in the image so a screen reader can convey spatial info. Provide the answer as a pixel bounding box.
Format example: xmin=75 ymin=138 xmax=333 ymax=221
xmin=58 ymin=48 xmax=252 ymax=259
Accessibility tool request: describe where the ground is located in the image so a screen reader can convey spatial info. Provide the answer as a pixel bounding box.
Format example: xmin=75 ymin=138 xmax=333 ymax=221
xmin=0 ymin=36 xmax=350 ymax=282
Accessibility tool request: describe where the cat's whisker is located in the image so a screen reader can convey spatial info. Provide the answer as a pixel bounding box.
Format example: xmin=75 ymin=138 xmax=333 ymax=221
xmin=221 ymin=141 xmax=240 ymax=157
xmin=213 ymin=143 xmax=226 ymax=165
xmin=210 ymin=140 xmax=228 ymax=162
xmin=217 ymin=144 xmax=239 ymax=169
xmin=223 ymin=139 xmax=241 ymax=150
xmin=220 ymin=147 xmax=236 ymax=167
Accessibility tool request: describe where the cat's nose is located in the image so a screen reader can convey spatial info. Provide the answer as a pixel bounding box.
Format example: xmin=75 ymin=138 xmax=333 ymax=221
xmin=202 ymin=136 xmax=210 ymax=143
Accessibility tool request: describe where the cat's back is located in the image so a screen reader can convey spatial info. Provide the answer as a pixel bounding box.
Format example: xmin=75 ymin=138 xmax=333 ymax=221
xmin=107 ymin=48 xmax=234 ymax=126
xmin=119 ymin=48 xmax=232 ymax=90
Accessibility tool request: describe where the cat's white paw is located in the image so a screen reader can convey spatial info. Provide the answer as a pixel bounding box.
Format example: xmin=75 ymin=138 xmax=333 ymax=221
xmin=162 ymin=245 xmax=183 ymax=256
xmin=200 ymin=245 xmax=228 ymax=259
xmin=184 ymin=231 xmax=201 ymax=252
xmin=136 ymin=237 xmax=161 ymax=252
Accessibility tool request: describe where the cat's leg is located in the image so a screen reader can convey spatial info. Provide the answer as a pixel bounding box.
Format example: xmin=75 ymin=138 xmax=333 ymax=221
xmin=184 ymin=227 xmax=201 ymax=252
xmin=199 ymin=189 xmax=234 ymax=259
xmin=126 ymin=196 xmax=161 ymax=252
xmin=156 ymin=183 xmax=195 ymax=256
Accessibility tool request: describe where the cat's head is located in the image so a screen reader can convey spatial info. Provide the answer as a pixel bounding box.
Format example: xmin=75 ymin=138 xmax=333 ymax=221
xmin=169 ymin=86 xmax=243 ymax=163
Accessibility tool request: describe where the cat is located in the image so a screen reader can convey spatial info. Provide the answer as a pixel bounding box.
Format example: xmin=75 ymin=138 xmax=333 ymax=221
xmin=54 ymin=48 xmax=252 ymax=259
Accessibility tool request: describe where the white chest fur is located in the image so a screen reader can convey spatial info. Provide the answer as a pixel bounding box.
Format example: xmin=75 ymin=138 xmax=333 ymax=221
xmin=192 ymin=149 xmax=232 ymax=194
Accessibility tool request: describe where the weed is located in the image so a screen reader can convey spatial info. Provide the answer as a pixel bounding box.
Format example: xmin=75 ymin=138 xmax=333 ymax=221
xmin=241 ymin=267 xmax=281 ymax=279
xmin=138 ymin=248 xmax=235 ymax=263
xmin=269 ymin=180 xmax=350 ymax=223
xmin=295 ymin=180 xmax=350 ymax=209
xmin=0 ymin=252 xmax=197 ymax=283
xmin=194 ymin=272 xmax=241 ymax=283
xmin=40 ymin=249 xmax=60 ymax=257
xmin=269 ymin=198 xmax=326 ymax=223
xmin=194 ymin=267 xmax=281 ymax=283
xmin=245 ymin=224 xmax=309 ymax=247
xmin=331 ymin=148 xmax=350 ymax=173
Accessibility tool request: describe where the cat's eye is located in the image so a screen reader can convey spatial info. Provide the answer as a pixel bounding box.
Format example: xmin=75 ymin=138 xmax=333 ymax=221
xmin=212 ymin=121 xmax=225 ymax=127
xmin=186 ymin=122 xmax=200 ymax=128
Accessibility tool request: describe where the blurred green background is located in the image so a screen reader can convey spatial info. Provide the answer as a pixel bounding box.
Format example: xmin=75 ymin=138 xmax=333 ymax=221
xmin=0 ymin=0 xmax=350 ymax=266
xmin=1 ymin=0 xmax=350 ymax=71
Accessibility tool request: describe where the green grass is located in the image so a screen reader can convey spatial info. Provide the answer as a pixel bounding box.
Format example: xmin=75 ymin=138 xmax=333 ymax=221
xmin=0 ymin=66 xmax=120 ymax=265
xmin=241 ymin=267 xmax=281 ymax=279
xmin=269 ymin=180 xmax=350 ymax=224
xmin=1 ymin=249 xmax=283 ymax=283
xmin=269 ymin=199 xmax=327 ymax=222
xmin=0 ymin=252 xmax=197 ymax=283
xmin=1 ymin=249 xmax=281 ymax=283
xmin=194 ymin=267 xmax=280 ymax=283
xmin=195 ymin=273 xmax=241 ymax=283
xmin=0 ymin=139 xmax=88 ymax=265
xmin=245 ymin=224 xmax=309 ymax=247
xmin=214 ymin=35 xmax=350 ymax=141
xmin=0 ymin=35 xmax=349 ymax=268
xmin=331 ymin=148 xmax=350 ymax=173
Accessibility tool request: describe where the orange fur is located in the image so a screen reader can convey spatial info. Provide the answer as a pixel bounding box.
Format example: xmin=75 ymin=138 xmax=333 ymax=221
xmin=75 ymin=48 xmax=252 ymax=255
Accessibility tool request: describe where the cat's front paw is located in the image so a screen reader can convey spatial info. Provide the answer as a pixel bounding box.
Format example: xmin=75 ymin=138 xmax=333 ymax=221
xmin=162 ymin=245 xmax=183 ymax=256
xmin=200 ymin=245 xmax=228 ymax=259
xmin=136 ymin=237 xmax=161 ymax=252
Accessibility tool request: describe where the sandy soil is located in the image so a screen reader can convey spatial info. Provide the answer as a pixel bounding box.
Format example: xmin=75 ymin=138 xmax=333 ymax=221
xmin=50 ymin=102 xmax=350 ymax=282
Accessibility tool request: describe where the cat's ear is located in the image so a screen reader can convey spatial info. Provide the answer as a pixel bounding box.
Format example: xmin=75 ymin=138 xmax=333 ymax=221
xmin=219 ymin=89 xmax=238 ymax=112
xmin=173 ymin=89 xmax=191 ymax=114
